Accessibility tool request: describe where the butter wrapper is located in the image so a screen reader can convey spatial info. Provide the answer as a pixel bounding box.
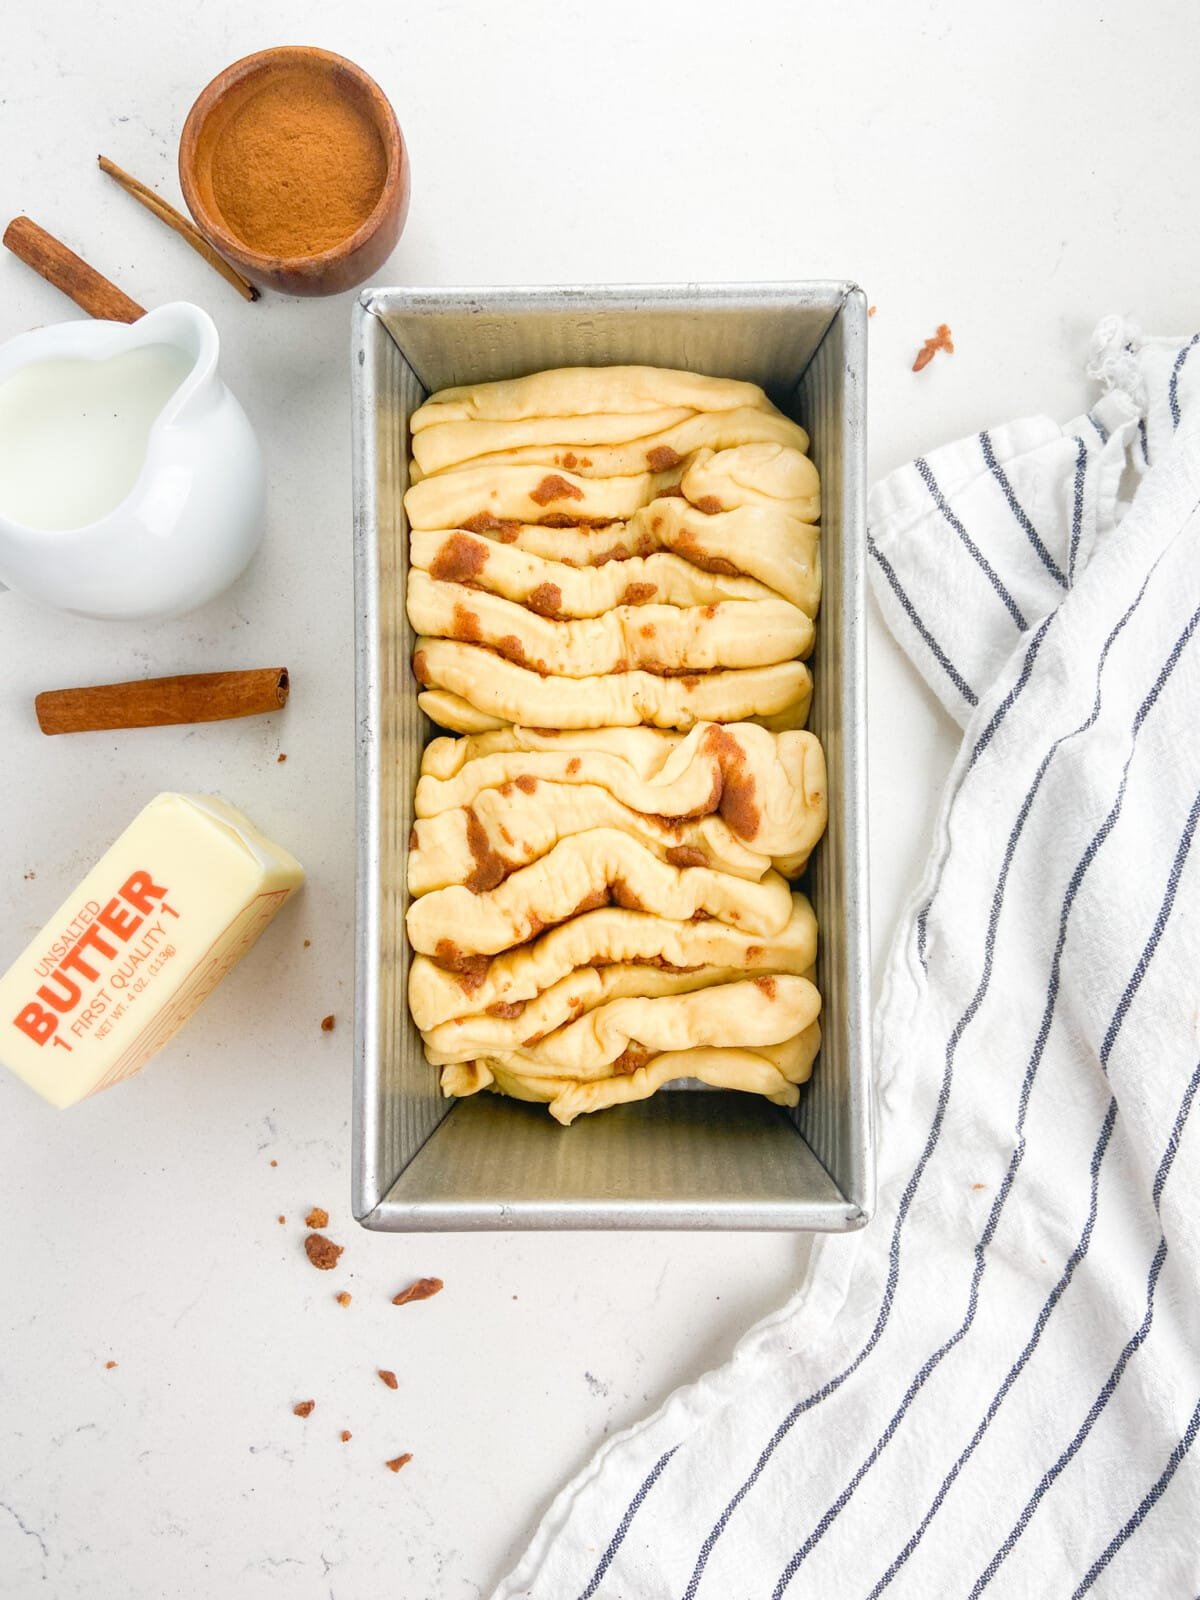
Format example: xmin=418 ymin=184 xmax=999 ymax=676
xmin=0 ymin=793 xmax=304 ymax=1107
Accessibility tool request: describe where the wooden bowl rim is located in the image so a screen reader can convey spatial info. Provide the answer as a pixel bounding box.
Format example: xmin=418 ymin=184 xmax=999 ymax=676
xmin=178 ymin=44 xmax=405 ymax=272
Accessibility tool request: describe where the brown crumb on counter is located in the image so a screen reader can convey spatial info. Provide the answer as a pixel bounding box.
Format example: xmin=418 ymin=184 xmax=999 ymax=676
xmin=868 ymin=305 xmax=877 ymax=317
xmin=277 ymin=753 xmax=287 ymax=763
xmin=385 ymin=1453 xmax=413 ymax=1473
xmin=336 ymin=1291 xmax=352 ymax=1307
xmin=293 ymin=1400 xmax=315 ymax=1418
xmin=277 ymin=1215 xmax=286 ymax=1225
xmin=305 ymin=1233 xmax=344 ymax=1271
xmin=913 ymin=323 xmax=954 ymax=372
xmin=320 ymin=1014 xmax=335 ymax=1033
xmin=104 ymin=1360 xmax=118 ymax=1369
xmin=971 ymin=1182 xmax=988 ymax=1190
xmin=378 ymin=1369 xmax=398 ymax=1389
xmin=269 ymin=1159 xmax=278 ymax=1167
xmin=24 ymin=871 xmax=36 ymax=880
xmin=305 ymin=1207 xmax=329 ymax=1229
xmin=340 ymin=1430 xmax=352 ymax=1442
xmin=303 ymin=939 xmax=311 ymax=949
xmin=392 ymin=1276 xmax=444 ymax=1306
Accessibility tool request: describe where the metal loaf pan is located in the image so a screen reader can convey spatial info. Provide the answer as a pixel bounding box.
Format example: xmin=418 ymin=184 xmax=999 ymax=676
xmin=351 ymin=284 xmax=872 ymax=1231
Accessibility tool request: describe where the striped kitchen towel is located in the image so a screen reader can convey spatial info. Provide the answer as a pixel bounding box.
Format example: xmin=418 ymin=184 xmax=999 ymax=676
xmin=491 ymin=319 xmax=1200 ymax=1600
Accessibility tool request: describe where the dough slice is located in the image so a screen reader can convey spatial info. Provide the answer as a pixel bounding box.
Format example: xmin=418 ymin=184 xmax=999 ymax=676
xmin=421 ymin=406 xmax=810 ymax=480
xmin=410 ymin=366 xmax=776 ymax=431
xmin=404 ymin=446 xmax=819 ymax=533
xmin=441 ymin=501 xmax=821 ymax=616
xmin=473 ymin=973 xmax=820 ymax=1078
xmin=408 ymin=782 xmax=770 ymax=897
xmin=682 ymin=442 xmax=820 ymax=518
xmin=420 ymin=962 xmax=762 ymax=1062
xmin=411 ymin=407 xmax=694 ymax=476
xmin=410 ymin=530 xmax=783 ymax=614
xmin=408 ymin=892 xmax=818 ymax=1030
xmin=481 ymin=1021 xmax=823 ymax=1124
xmin=407 ymin=572 xmax=814 ymax=673
xmin=418 ymin=691 xmax=508 ymax=733
xmin=420 ymin=723 xmax=687 ymax=780
xmin=406 ymin=829 xmax=794 ymax=957
xmin=414 ymin=722 xmax=827 ymax=875
xmin=405 ymin=462 xmax=680 ymax=530
xmin=412 ymin=637 xmax=812 ymax=731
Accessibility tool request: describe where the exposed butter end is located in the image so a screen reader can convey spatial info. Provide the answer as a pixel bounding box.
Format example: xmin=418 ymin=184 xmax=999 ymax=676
xmin=0 ymin=793 xmax=304 ymax=1108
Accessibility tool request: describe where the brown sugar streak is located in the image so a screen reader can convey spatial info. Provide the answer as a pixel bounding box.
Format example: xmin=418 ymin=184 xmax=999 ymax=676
xmin=430 ymin=533 xmax=489 ymax=584
xmin=463 ymin=806 xmax=513 ymax=893
xmin=613 ymin=1042 xmax=653 ymax=1074
xmin=702 ymin=726 xmax=762 ymax=840
xmin=526 ymin=582 xmax=563 ymax=617
xmin=462 ymin=513 xmax=522 ymax=540
xmin=666 ymin=845 xmax=709 ymax=869
xmin=451 ymin=603 xmax=482 ymax=642
xmin=673 ymin=531 xmax=742 ymax=578
xmin=530 ymin=474 xmax=584 ymax=506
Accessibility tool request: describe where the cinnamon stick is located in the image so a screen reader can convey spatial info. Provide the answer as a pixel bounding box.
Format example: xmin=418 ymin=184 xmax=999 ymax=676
xmin=35 ymin=669 xmax=289 ymax=735
xmin=3 ymin=216 xmax=144 ymax=323
xmin=98 ymin=156 xmax=259 ymax=303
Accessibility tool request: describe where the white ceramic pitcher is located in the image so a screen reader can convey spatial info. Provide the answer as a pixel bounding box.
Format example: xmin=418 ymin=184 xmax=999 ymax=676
xmin=0 ymin=302 xmax=265 ymax=620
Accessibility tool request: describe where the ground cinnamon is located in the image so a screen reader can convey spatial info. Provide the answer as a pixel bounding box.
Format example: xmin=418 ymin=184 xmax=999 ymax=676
xmin=209 ymin=69 xmax=387 ymax=257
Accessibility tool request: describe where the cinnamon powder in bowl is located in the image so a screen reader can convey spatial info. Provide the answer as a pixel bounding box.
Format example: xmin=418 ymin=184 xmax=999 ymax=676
xmin=179 ymin=46 xmax=410 ymax=297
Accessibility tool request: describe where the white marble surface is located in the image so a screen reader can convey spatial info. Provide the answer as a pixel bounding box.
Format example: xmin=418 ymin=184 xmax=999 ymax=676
xmin=2 ymin=1 xmax=1198 ymax=1594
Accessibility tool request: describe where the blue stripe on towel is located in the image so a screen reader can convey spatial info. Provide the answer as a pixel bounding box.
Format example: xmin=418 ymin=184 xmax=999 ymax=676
xmin=1168 ymin=333 xmax=1199 ymax=430
xmin=867 ymin=532 xmax=978 ymax=708
xmin=980 ymin=431 xmax=1068 ymax=588
xmin=577 ymin=1446 xmax=679 ymax=1600
xmin=916 ymin=456 xmax=1030 ymax=629
xmin=1071 ymin=1395 xmax=1200 ymax=1597
xmin=1067 ymin=438 xmax=1089 ymax=585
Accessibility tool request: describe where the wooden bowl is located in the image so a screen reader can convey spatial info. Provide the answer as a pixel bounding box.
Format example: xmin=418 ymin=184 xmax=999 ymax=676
xmin=179 ymin=46 xmax=410 ymax=298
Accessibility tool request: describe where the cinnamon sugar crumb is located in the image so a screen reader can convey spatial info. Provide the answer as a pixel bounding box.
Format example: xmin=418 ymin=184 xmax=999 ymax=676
xmin=277 ymin=1215 xmax=286 ymax=1225
xmin=277 ymin=753 xmax=287 ymax=763
xmin=336 ymin=1291 xmax=352 ymax=1307
xmin=304 ymin=1233 xmax=344 ymax=1270
xmin=269 ymin=1159 xmax=278 ymax=1167
xmin=320 ymin=1014 xmax=335 ymax=1032
xmin=913 ymin=323 xmax=954 ymax=372
xmin=868 ymin=305 xmax=877 ymax=317
xmin=385 ymin=1453 xmax=413 ymax=1473
xmin=305 ymin=1207 xmax=329 ymax=1229
xmin=293 ymin=1400 xmax=315 ymax=1418
xmin=392 ymin=1276 xmax=444 ymax=1306
xmin=303 ymin=939 xmax=311 ymax=949
xmin=378 ymin=1369 xmax=399 ymax=1389
xmin=341 ymin=1429 xmax=352 ymax=1442
xmin=104 ymin=1360 xmax=118 ymax=1369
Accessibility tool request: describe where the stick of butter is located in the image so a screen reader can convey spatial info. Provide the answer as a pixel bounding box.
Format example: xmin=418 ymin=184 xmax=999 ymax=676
xmin=0 ymin=793 xmax=304 ymax=1108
